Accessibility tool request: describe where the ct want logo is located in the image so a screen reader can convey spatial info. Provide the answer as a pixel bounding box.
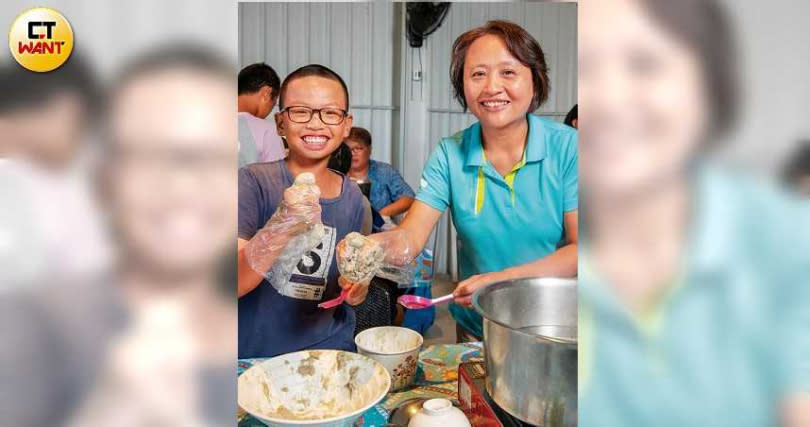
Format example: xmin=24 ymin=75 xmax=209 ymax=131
xmin=8 ymin=7 xmax=74 ymax=72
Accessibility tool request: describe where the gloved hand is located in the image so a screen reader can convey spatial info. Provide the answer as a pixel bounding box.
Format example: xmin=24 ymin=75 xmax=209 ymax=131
xmin=336 ymin=229 xmax=417 ymax=285
xmin=245 ymin=173 xmax=323 ymax=276
xmin=338 ymin=276 xmax=371 ymax=306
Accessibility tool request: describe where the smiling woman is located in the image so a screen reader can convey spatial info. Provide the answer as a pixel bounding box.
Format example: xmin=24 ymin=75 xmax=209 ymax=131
xmin=335 ymin=20 xmax=579 ymax=342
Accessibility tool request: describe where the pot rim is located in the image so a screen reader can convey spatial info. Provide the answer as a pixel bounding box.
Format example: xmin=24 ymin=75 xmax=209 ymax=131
xmin=472 ymin=277 xmax=578 ymax=346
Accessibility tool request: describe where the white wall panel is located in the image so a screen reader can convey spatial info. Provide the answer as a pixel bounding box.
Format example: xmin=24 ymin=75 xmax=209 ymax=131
xmin=264 ymin=3 xmax=288 ymax=75
xmin=286 ymin=4 xmax=310 ymax=71
xmin=328 ymin=3 xmax=352 ymax=84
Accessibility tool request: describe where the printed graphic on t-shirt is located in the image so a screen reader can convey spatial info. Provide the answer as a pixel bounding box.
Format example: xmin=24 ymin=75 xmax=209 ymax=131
xmin=277 ymin=225 xmax=336 ymax=301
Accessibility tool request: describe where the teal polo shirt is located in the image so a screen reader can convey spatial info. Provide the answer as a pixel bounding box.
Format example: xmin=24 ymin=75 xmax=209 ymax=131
xmin=416 ymin=114 xmax=578 ymax=337
xmin=579 ymin=167 xmax=810 ymax=426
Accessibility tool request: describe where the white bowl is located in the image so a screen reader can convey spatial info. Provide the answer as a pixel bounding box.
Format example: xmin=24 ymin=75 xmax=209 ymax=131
xmin=237 ymin=350 xmax=391 ymax=426
xmin=355 ymin=326 xmax=424 ymax=391
xmin=409 ymin=399 xmax=471 ymax=427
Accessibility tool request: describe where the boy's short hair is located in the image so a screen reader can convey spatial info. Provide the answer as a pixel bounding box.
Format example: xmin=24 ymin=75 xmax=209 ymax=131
xmin=278 ymin=64 xmax=349 ymax=110
xmin=238 ymin=63 xmax=281 ymax=97
xmin=348 ymin=127 xmax=372 ymax=147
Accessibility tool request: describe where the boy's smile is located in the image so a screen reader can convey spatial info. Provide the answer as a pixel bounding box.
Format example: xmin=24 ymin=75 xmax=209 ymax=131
xmin=300 ymin=133 xmax=330 ymax=151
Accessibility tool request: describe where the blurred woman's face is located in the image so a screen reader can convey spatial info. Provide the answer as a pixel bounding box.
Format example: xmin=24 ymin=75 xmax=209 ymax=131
xmin=579 ymin=0 xmax=710 ymax=199
xmin=463 ymin=34 xmax=534 ymax=131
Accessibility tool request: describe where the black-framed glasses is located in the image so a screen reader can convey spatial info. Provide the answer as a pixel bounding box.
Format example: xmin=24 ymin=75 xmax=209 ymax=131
xmin=282 ymin=106 xmax=348 ymax=125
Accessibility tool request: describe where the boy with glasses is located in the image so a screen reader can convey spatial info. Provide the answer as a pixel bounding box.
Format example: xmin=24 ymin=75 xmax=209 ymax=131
xmin=237 ymin=65 xmax=369 ymax=358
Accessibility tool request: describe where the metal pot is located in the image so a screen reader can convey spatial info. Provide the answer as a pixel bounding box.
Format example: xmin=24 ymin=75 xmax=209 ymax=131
xmin=472 ymin=278 xmax=577 ymax=426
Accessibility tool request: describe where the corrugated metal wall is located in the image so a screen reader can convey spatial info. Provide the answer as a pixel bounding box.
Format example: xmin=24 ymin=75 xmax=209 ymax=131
xmin=239 ymin=2 xmax=578 ymax=275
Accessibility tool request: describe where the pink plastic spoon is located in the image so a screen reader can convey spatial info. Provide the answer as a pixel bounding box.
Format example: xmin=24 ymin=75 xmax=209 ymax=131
xmin=397 ymin=293 xmax=454 ymax=310
xmin=318 ymin=289 xmax=349 ymax=309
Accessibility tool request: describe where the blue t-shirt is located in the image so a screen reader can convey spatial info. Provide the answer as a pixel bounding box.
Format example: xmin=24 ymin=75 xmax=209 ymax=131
xmin=367 ymin=159 xmax=415 ymax=213
xmin=416 ymin=114 xmax=578 ymax=337
xmin=238 ymin=161 xmax=365 ymax=358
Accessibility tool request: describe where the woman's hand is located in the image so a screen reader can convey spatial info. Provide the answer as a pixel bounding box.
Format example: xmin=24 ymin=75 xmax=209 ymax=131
xmin=453 ymin=271 xmax=507 ymax=307
xmin=338 ymin=276 xmax=370 ymax=306
xmin=447 ymin=211 xmax=579 ymax=306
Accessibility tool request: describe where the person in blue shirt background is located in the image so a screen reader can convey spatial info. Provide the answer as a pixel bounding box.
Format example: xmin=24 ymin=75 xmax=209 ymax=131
xmin=345 ymin=126 xmax=415 ymax=220
xmin=339 ymin=20 xmax=578 ymax=342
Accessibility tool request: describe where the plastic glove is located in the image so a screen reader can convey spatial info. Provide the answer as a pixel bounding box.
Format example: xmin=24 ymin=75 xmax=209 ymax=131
xmin=339 ymin=276 xmax=370 ymax=306
xmin=336 ymin=229 xmax=417 ymax=285
xmin=245 ymin=173 xmax=324 ymax=280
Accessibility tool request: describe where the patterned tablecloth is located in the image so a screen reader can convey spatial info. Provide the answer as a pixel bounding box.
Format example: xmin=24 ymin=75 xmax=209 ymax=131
xmin=237 ymin=342 xmax=484 ymax=426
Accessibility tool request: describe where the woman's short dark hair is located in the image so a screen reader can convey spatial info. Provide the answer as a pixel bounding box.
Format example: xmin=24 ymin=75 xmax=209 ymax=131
xmin=238 ymin=62 xmax=281 ymax=97
xmin=348 ymin=127 xmax=372 ymax=147
xmin=278 ymin=64 xmax=349 ymax=110
xmin=450 ymin=20 xmax=549 ymax=112
xmin=642 ymin=0 xmax=738 ymax=136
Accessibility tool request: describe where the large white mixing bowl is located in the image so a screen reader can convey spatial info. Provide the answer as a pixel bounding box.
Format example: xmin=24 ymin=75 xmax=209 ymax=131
xmin=238 ymin=350 xmax=391 ymax=426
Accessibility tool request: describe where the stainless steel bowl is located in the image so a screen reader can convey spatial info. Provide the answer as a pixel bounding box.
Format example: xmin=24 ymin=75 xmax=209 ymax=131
xmin=473 ymin=277 xmax=577 ymax=426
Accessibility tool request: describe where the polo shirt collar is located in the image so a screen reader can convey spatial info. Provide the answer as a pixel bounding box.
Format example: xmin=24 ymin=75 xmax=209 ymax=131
xmin=464 ymin=122 xmax=486 ymax=167
xmin=525 ymin=113 xmax=546 ymax=163
xmin=464 ymin=114 xmax=547 ymax=168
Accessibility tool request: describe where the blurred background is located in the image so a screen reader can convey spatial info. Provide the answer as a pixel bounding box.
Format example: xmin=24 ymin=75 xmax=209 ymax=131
xmin=579 ymin=0 xmax=809 ymax=425
xmin=2 ymin=1 xmax=237 ymax=426
xmin=713 ymin=0 xmax=810 ymax=176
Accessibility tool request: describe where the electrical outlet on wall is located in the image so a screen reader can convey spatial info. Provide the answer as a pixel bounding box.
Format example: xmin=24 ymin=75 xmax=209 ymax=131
xmin=412 ymin=70 xmax=422 ymax=81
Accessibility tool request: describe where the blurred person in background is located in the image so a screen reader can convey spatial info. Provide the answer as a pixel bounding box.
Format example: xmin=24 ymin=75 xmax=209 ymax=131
xmin=1 ymin=53 xmax=118 ymax=427
xmin=579 ymin=0 xmax=810 ymax=425
xmin=782 ymin=141 xmax=810 ymax=197
xmin=68 ymin=45 xmax=236 ymax=426
xmin=0 ymin=54 xmax=111 ymax=289
xmin=345 ymin=126 xmax=415 ymax=221
xmin=238 ymin=62 xmax=285 ymax=166
xmin=564 ymin=103 xmax=578 ymax=129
